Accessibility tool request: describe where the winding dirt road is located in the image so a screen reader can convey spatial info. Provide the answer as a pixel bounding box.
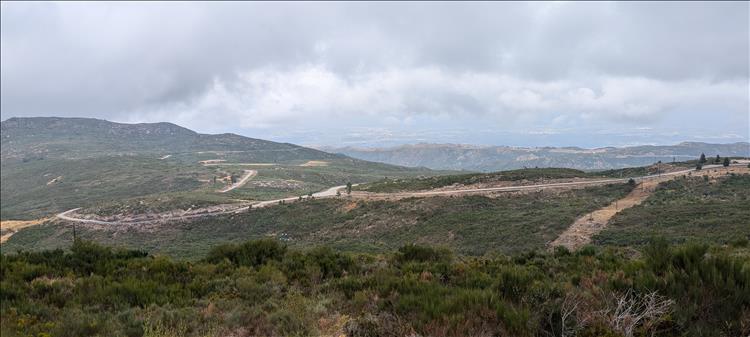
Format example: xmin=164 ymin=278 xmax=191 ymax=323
xmin=55 ymin=164 xmax=745 ymax=226
xmin=218 ymin=170 xmax=257 ymax=193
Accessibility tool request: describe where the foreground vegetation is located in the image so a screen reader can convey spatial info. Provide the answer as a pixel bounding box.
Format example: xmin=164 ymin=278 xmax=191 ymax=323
xmin=1 ymin=239 xmax=748 ymax=337
xmin=4 ymin=183 xmax=633 ymax=258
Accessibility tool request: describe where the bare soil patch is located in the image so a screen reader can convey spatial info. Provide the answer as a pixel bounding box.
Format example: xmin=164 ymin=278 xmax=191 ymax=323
xmin=1 ymin=218 xmax=51 ymax=243
xmin=300 ymin=160 xmax=329 ymax=167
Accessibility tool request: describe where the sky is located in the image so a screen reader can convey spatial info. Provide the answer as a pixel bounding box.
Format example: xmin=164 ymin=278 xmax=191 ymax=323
xmin=1 ymin=2 xmax=749 ymax=148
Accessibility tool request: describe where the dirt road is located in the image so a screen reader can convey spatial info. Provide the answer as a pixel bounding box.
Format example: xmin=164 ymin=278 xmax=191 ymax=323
xmin=55 ymin=164 xmax=745 ymax=226
xmin=549 ymin=164 xmax=748 ymax=250
xmin=218 ymin=170 xmax=257 ymax=193
xmin=56 ymin=206 xmax=250 ymax=226
xmin=252 ymin=184 xmax=349 ymax=208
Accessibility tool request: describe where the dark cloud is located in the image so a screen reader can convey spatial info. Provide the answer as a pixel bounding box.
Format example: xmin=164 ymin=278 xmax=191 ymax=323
xmin=1 ymin=2 xmax=747 ymax=146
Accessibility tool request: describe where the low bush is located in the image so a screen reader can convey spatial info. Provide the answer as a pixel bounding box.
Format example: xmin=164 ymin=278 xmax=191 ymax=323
xmin=3 ymin=239 xmax=748 ymax=337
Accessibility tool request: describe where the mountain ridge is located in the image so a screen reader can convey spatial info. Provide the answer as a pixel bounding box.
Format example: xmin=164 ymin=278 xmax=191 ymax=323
xmin=1 ymin=116 xmax=338 ymax=162
xmin=323 ymin=141 xmax=750 ymax=171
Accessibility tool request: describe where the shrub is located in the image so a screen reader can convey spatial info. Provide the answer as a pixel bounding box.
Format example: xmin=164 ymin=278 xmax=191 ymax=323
xmin=204 ymin=238 xmax=286 ymax=267
xmin=396 ymin=244 xmax=453 ymax=264
xmin=728 ymin=237 xmax=748 ymax=248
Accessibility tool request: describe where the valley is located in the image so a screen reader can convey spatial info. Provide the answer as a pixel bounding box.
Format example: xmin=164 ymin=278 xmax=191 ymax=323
xmin=3 ymin=3 xmax=749 ymax=336
xmin=1 ymin=118 xmax=748 ymax=337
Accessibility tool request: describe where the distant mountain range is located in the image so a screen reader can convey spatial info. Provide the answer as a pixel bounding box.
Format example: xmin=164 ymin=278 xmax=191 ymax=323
xmin=323 ymin=142 xmax=750 ymax=172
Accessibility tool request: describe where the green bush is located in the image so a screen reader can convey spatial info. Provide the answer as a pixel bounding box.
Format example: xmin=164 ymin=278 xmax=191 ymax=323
xmin=204 ymin=238 xmax=286 ymax=267
xmin=2 ymin=239 xmax=749 ymax=337
xmin=396 ymin=244 xmax=453 ymax=263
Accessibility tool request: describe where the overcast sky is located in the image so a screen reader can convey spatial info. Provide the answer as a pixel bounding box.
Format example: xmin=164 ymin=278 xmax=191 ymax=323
xmin=2 ymin=2 xmax=748 ymax=148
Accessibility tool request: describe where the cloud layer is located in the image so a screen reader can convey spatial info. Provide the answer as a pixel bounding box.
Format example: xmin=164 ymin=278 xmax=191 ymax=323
xmin=2 ymin=2 xmax=748 ymax=146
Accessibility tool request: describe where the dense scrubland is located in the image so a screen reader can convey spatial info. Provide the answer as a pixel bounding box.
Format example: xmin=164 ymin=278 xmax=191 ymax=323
xmin=1 ymin=239 xmax=748 ymax=337
xmin=6 ymin=174 xmax=750 ymax=259
xmin=355 ymin=168 xmax=591 ymax=193
xmin=3 ymin=183 xmax=633 ymax=258
xmin=596 ymin=174 xmax=750 ymax=246
xmin=354 ymin=164 xmax=698 ymax=193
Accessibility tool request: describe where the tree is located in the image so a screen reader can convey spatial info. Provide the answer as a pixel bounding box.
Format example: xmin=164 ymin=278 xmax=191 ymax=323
xmin=346 ymin=182 xmax=352 ymax=195
xmin=628 ymin=178 xmax=636 ymax=186
xmin=699 ymin=153 xmax=706 ymax=163
xmin=696 ymin=162 xmax=703 ymax=171
xmin=715 ymin=155 xmax=721 ymax=164
xmin=723 ymin=157 xmax=730 ymax=167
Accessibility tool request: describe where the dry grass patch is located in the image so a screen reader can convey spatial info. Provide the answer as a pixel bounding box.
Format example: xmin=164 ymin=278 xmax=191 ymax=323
xmin=1 ymin=218 xmax=50 ymax=243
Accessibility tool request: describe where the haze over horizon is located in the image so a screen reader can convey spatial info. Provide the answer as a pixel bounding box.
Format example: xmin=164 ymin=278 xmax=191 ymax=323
xmin=2 ymin=2 xmax=749 ymax=148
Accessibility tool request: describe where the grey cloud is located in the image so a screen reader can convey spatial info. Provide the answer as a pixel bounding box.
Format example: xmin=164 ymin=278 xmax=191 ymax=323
xmin=1 ymin=2 xmax=748 ymax=146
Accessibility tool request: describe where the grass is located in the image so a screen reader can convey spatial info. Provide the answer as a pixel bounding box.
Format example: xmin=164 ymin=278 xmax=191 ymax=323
xmin=2 ymin=117 xmax=442 ymax=220
xmin=70 ymin=159 xmax=441 ymax=216
xmin=3 ymin=183 xmax=633 ymax=259
xmin=594 ymin=174 xmax=750 ymax=246
xmin=0 ymin=156 xmax=211 ymax=220
xmin=356 ymin=168 xmax=591 ymax=193
xmin=356 ymin=161 xmax=726 ymax=193
xmin=1 ymin=155 xmax=438 ymax=219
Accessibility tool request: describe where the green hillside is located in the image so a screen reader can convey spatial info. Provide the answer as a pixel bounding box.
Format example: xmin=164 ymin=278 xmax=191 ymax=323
xmin=595 ymin=174 xmax=750 ymax=246
xmin=0 ymin=117 xmax=436 ymax=219
xmin=356 ymin=167 xmax=590 ymax=193
xmin=1 ymin=117 xmax=333 ymax=161
xmin=3 ymin=183 xmax=633 ymax=258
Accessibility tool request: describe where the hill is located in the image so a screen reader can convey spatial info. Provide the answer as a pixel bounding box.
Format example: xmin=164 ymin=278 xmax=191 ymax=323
xmin=6 ymin=162 xmax=748 ymax=258
xmin=324 ymin=142 xmax=750 ymax=171
xmin=595 ymin=173 xmax=750 ymax=246
xmin=0 ymin=117 xmax=435 ymax=219
xmin=1 ymin=116 xmax=336 ymax=162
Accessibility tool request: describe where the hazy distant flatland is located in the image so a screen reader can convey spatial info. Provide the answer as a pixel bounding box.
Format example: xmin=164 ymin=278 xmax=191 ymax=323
xmin=0 ymin=117 xmax=436 ymax=219
xmin=325 ymin=142 xmax=750 ymax=171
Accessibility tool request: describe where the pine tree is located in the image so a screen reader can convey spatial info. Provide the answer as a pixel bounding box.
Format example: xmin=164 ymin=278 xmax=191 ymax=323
xmin=699 ymin=153 xmax=706 ymax=163
xmin=723 ymin=157 xmax=730 ymax=167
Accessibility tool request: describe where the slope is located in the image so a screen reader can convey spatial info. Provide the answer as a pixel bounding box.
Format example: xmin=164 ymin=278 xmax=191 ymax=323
xmin=0 ymin=117 xmax=435 ymax=220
